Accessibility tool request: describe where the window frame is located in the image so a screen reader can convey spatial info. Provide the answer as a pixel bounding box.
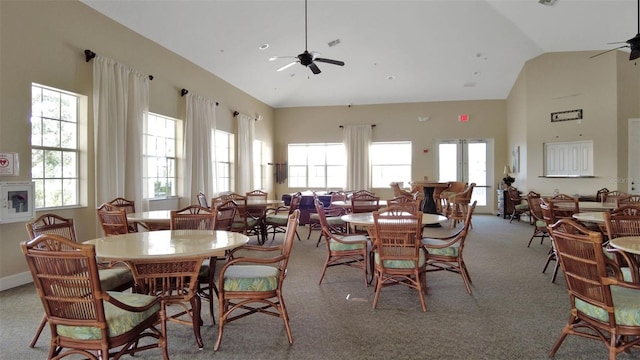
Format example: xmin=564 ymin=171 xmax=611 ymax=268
xmin=287 ymin=143 xmax=345 ymax=189
xmin=370 ymin=141 xmax=412 ymax=189
xmin=31 ymin=83 xmax=83 ymax=209
xmin=143 ymin=112 xmax=179 ymax=199
xmin=215 ymin=130 xmax=235 ymax=193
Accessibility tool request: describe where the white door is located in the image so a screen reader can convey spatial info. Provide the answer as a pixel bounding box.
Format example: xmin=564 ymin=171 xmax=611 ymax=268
xmin=629 ymin=119 xmax=640 ymax=195
xmin=436 ymin=139 xmax=493 ymax=213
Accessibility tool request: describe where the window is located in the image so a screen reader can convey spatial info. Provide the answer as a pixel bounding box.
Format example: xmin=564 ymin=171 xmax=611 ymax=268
xmin=370 ymin=142 xmax=412 ymax=188
xmin=31 ymin=84 xmax=81 ymax=208
xmin=288 ymin=143 xmax=345 ymax=188
xmin=143 ymin=113 xmax=178 ymax=198
xmin=215 ymin=130 xmax=234 ymax=193
xmin=253 ymin=140 xmax=265 ymax=190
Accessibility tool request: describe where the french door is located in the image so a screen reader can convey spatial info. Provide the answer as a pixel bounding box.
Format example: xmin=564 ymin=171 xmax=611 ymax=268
xmin=436 ymin=139 xmax=493 ymax=213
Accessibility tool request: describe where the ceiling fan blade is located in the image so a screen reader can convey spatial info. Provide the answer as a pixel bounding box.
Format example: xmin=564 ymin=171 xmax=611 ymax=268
xmin=269 ymin=56 xmax=297 ymax=61
xmin=589 ymin=46 xmax=628 ymax=59
xmin=315 ymin=58 xmax=345 ymax=66
xmin=277 ymin=61 xmax=298 ymax=72
xmin=308 ymin=62 xmax=321 ymax=74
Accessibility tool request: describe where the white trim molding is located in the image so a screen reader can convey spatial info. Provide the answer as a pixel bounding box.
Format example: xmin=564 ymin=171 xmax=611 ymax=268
xmin=0 ymin=271 xmax=32 ymax=291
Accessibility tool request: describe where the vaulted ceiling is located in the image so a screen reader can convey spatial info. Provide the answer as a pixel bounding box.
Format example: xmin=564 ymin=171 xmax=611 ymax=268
xmin=81 ymin=0 xmax=638 ymax=108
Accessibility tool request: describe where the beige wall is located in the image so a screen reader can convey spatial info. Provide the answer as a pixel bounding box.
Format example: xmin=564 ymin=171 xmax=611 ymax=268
xmin=507 ymin=51 xmax=639 ymax=197
xmin=0 ymin=0 xmax=274 ymax=286
xmin=1 ymin=0 xmax=638 ymax=288
xmin=274 ymin=101 xmax=507 ymax=202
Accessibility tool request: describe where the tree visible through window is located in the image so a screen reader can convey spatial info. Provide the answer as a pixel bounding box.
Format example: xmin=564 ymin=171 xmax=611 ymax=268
xmin=31 ymin=84 xmax=80 ymax=208
xmin=143 ymin=113 xmax=177 ymax=198
xmin=215 ymin=130 xmax=234 ymax=193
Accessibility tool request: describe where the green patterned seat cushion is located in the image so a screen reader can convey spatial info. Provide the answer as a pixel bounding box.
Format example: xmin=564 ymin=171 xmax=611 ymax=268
xmin=222 ymin=265 xmax=279 ymax=291
xmin=57 ymin=291 xmax=159 ymax=340
xmin=231 ymin=217 xmax=258 ymax=231
xmin=98 ymin=267 xmax=133 ymax=291
xmin=515 ymin=203 xmax=529 ymax=210
xmin=266 ymin=213 xmax=288 ymax=225
xmin=574 ymin=285 xmax=640 ymax=326
xmin=421 ymin=238 xmax=460 ymax=257
xmin=374 ymin=249 xmax=426 ymax=268
xmin=621 ymin=267 xmax=633 ymax=282
xmin=329 ymin=234 xmax=368 ymax=251
xmin=310 ymin=213 xmax=345 ymax=226
xmin=535 ymin=220 xmax=547 ymax=227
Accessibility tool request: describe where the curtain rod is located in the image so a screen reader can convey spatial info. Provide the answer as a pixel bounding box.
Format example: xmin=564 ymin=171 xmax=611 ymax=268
xmin=339 ymin=124 xmax=376 ymax=128
xmin=84 ymin=49 xmax=153 ymax=80
xmin=180 ymin=88 xmax=219 ymax=106
xmin=233 ymin=111 xmax=262 ymax=121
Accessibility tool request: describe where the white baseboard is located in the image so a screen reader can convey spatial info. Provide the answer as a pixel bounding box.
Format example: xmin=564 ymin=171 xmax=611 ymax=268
xmin=0 ymin=271 xmax=32 ymax=291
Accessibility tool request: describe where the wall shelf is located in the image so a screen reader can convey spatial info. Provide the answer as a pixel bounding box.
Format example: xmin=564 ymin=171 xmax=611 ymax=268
xmin=538 ymin=176 xmax=595 ymax=178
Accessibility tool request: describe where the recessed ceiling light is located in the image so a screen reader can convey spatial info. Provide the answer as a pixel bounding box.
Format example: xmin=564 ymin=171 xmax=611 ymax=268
xmin=259 ymin=44 xmax=269 ymax=50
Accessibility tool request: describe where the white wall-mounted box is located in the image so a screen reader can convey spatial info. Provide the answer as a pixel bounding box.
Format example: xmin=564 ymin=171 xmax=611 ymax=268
xmin=0 ymin=182 xmax=35 ymax=224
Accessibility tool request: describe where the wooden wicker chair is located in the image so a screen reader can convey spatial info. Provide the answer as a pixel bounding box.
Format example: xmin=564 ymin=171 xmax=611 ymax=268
xmin=170 ymin=205 xmax=218 ymax=324
xmin=372 ymin=206 xmax=426 ymax=311
xmin=507 ymin=186 xmax=529 ymax=223
xmin=525 ymin=192 xmax=549 ymax=247
xmin=265 ymin=192 xmax=302 ymax=241
xmin=602 ymin=211 xmax=640 ymax=283
xmin=439 ymin=181 xmax=467 ymax=217
xmin=540 ymin=201 xmax=561 ymax=283
xmin=387 ymin=195 xmax=421 ymax=214
xmin=602 ymin=190 xmax=630 ymax=205
xmin=213 ymin=199 xmax=238 ymax=231
xmin=170 ymin=205 xmax=216 ymax=230
xmin=307 ymin=192 xmax=347 ymax=245
xmin=389 ymin=182 xmax=415 ymax=198
xmin=350 ymin=191 xmax=380 ymax=233
xmin=315 ymin=198 xmax=370 ymax=285
xmin=97 ymin=203 xmax=131 ymax=236
xmin=617 ymin=194 xmax=640 ymax=207
xmin=448 ymin=183 xmax=475 ymax=228
xmin=228 ymin=194 xmax=265 ymax=244
xmin=595 ymin=187 xmax=610 ymax=202
xmin=214 ymin=210 xmax=300 ymax=351
xmin=21 ymin=234 xmax=168 ymax=359
xmin=196 ymin=192 xmax=209 ymax=208
xmin=422 ymin=201 xmax=476 ymax=294
xmin=25 ymin=213 xmax=134 ymax=348
xmin=107 ymin=197 xmax=138 ymax=232
xmin=547 ymin=219 xmax=640 ymax=360
xmin=128 ymin=253 xmax=206 ymax=349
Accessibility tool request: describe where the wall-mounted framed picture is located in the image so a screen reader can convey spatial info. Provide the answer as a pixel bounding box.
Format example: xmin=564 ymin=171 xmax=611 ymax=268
xmin=511 ymin=146 xmax=520 ymax=173
xmin=0 ymin=181 xmax=35 ymax=224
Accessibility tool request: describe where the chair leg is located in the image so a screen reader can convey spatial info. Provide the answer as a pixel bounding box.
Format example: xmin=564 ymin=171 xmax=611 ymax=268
xmin=30 ymin=314 xmax=48 ymax=347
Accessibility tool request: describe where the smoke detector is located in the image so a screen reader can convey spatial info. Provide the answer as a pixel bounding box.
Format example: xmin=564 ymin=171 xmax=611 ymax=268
xmin=538 ymin=0 xmax=557 ymax=6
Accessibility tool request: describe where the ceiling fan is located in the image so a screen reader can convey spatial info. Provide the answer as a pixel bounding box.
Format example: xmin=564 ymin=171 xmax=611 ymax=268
xmin=590 ymin=0 xmax=640 ymax=60
xmin=269 ymin=0 xmax=344 ymax=74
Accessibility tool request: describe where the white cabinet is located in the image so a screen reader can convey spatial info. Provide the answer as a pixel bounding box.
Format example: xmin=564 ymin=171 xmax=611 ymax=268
xmin=544 ymin=141 xmax=593 ymax=177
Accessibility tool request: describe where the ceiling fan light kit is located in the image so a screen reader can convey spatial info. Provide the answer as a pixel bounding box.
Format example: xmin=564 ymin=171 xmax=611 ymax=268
xmin=271 ymin=0 xmax=344 ymax=75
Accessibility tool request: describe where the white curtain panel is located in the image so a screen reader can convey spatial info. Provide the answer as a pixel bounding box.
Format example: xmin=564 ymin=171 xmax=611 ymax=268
xmin=343 ymin=125 xmax=372 ymax=191
xmin=236 ymin=113 xmax=255 ymax=194
xmin=183 ymin=93 xmax=217 ymax=205
xmin=93 ymin=56 xmax=148 ymax=210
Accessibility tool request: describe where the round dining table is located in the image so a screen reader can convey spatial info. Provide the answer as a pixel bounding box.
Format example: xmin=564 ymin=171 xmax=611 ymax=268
xmin=609 ymin=236 xmax=640 ymax=256
xmin=572 ymin=211 xmax=605 ymax=224
xmin=331 ymin=200 xmax=388 ymax=208
xmin=341 ymin=212 xmax=447 ymax=227
xmin=84 ymin=230 xmax=249 ymax=349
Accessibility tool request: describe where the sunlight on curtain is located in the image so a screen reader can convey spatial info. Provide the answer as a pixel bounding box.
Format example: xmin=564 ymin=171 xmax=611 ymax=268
xmin=184 ymin=93 xmax=217 ymax=205
xmin=93 ymin=56 xmax=148 ymax=210
xmin=237 ymin=113 xmax=254 ymax=194
xmin=343 ymin=125 xmax=372 ymax=191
